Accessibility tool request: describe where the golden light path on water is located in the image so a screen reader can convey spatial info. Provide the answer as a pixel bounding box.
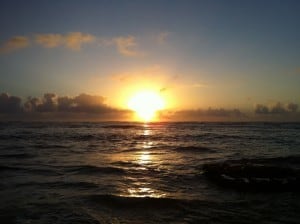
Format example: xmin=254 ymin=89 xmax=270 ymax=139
xmin=86 ymin=123 xmax=174 ymax=198
xmin=125 ymin=124 xmax=166 ymax=198
xmin=84 ymin=122 xmax=202 ymax=200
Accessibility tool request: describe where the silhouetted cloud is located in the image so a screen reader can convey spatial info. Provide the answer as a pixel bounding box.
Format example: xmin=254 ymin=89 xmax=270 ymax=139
xmin=2 ymin=92 xmax=299 ymax=121
xmin=57 ymin=94 xmax=111 ymax=113
xmin=271 ymin=102 xmax=287 ymax=114
xmin=287 ymin=103 xmax=298 ymax=112
xmin=23 ymin=96 xmax=40 ymax=112
xmin=0 ymin=93 xmax=22 ymax=113
xmin=23 ymin=93 xmax=120 ymax=114
xmin=167 ymin=107 xmax=246 ymax=121
xmin=255 ymin=104 xmax=269 ymax=114
xmin=255 ymin=102 xmax=298 ymax=115
xmin=37 ymin=93 xmax=57 ymax=112
xmin=0 ymin=36 xmax=30 ymax=53
xmin=35 ymin=32 xmax=96 ymax=50
xmin=0 ymin=92 xmax=131 ymax=121
xmin=113 ymin=35 xmax=142 ymax=57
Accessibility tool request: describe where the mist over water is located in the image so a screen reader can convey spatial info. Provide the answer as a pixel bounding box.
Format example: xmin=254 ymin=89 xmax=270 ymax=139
xmin=1 ymin=122 xmax=300 ymax=223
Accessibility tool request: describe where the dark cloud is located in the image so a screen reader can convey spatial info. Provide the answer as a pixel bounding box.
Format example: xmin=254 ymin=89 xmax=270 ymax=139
xmin=255 ymin=104 xmax=269 ymax=114
xmin=23 ymin=97 xmax=41 ymax=112
xmin=205 ymin=108 xmax=244 ymax=117
xmin=0 ymin=93 xmax=22 ymax=113
xmin=168 ymin=107 xmax=246 ymax=121
xmin=57 ymin=94 xmax=112 ymax=113
xmin=23 ymin=93 xmax=122 ymax=114
xmin=0 ymin=92 xmax=131 ymax=121
xmin=255 ymin=102 xmax=298 ymax=115
xmin=37 ymin=93 xmax=57 ymax=112
xmin=57 ymin=96 xmax=74 ymax=112
xmin=271 ymin=102 xmax=287 ymax=114
xmin=287 ymin=103 xmax=298 ymax=112
xmin=1 ymin=92 xmax=299 ymax=122
xmin=23 ymin=94 xmax=57 ymax=112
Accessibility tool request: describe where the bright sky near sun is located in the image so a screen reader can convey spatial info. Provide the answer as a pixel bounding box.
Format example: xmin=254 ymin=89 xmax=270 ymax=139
xmin=0 ymin=0 xmax=300 ymax=121
xmin=128 ymin=91 xmax=165 ymax=121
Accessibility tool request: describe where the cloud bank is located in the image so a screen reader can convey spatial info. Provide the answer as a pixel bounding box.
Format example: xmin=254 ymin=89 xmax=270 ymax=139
xmin=255 ymin=102 xmax=298 ymax=115
xmin=0 ymin=93 xmax=23 ymax=113
xmin=0 ymin=93 xmax=299 ymax=121
xmin=0 ymin=93 xmax=130 ymax=121
xmin=167 ymin=108 xmax=246 ymax=122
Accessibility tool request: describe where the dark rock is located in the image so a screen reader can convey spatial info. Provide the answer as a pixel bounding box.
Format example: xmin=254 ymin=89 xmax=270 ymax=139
xmin=203 ymin=158 xmax=300 ymax=192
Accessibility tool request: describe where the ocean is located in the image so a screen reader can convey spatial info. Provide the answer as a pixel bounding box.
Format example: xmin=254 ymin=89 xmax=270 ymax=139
xmin=0 ymin=122 xmax=300 ymax=223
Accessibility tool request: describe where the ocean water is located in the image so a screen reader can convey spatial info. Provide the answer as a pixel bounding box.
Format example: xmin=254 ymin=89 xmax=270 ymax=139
xmin=0 ymin=122 xmax=300 ymax=223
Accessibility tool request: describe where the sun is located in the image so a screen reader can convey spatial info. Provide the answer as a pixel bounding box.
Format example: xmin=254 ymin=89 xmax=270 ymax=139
xmin=128 ymin=91 xmax=165 ymax=121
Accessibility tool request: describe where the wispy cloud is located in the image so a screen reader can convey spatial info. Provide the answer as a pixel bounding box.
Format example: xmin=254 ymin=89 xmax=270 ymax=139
xmin=0 ymin=32 xmax=166 ymax=56
xmin=191 ymin=83 xmax=207 ymax=88
xmin=35 ymin=34 xmax=63 ymax=48
xmin=35 ymin=32 xmax=96 ymax=50
xmin=112 ymin=65 xmax=163 ymax=82
xmin=156 ymin=31 xmax=169 ymax=44
xmin=0 ymin=36 xmax=30 ymax=53
xmin=65 ymin=33 xmax=96 ymax=50
xmin=177 ymin=81 xmax=208 ymax=90
xmin=113 ymin=35 xmax=142 ymax=57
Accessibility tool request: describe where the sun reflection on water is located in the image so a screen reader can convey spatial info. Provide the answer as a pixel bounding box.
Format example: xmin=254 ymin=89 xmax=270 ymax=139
xmin=115 ymin=124 xmax=167 ymax=198
xmin=126 ymin=186 xmax=166 ymax=198
xmin=143 ymin=129 xmax=151 ymax=136
xmin=137 ymin=151 xmax=151 ymax=165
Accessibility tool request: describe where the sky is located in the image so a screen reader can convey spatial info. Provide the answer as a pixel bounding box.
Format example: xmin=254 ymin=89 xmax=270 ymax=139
xmin=0 ymin=0 xmax=300 ymax=121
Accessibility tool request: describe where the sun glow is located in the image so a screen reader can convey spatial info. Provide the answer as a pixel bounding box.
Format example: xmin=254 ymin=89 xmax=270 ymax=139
xmin=128 ymin=91 xmax=165 ymax=121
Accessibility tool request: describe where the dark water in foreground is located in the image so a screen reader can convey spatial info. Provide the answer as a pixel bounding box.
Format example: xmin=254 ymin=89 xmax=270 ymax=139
xmin=1 ymin=122 xmax=300 ymax=223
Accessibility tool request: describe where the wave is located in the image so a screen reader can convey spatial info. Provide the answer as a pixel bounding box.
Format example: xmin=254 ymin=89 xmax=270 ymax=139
xmin=120 ymin=145 xmax=215 ymax=154
xmin=0 ymin=153 xmax=35 ymax=159
xmin=110 ymin=161 xmax=139 ymax=168
xmin=0 ymin=165 xmax=24 ymax=172
xmin=31 ymin=143 xmax=72 ymax=149
xmin=84 ymin=194 xmax=195 ymax=210
xmin=69 ymin=134 xmax=96 ymax=141
xmin=68 ymin=133 xmax=126 ymax=142
xmin=171 ymin=146 xmax=216 ymax=153
xmin=0 ymin=165 xmax=61 ymax=176
xmin=64 ymin=165 xmax=126 ymax=175
xmin=103 ymin=124 xmax=140 ymax=129
xmin=173 ymin=145 xmax=215 ymax=153
xmin=203 ymin=156 xmax=300 ymax=192
xmin=17 ymin=181 xmax=99 ymax=189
